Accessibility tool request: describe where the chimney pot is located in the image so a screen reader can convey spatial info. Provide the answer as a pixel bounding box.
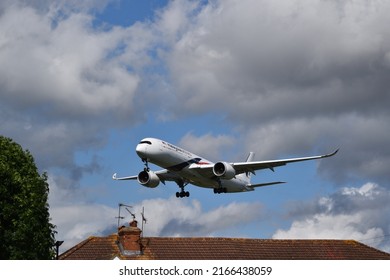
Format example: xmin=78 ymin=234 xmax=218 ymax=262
xmin=130 ymin=220 xmax=138 ymax=228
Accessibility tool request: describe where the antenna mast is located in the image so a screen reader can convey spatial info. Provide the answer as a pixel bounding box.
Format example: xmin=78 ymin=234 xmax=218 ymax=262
xmin=141 ymin=207 xmax=147 ymax=238
xmin=116 ymin=203 xmax=132 ymax=228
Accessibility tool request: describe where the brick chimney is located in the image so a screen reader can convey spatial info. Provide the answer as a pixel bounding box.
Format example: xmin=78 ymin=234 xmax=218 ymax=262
xmin=117 ymin=220 xmax=142 ymax=256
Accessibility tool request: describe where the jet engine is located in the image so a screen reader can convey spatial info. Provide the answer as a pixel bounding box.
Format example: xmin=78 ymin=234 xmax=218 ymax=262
xmin=213 ymin=162 xmax=236 ymax=179
xmin=137 ymin=170 xmax=160 ymax=188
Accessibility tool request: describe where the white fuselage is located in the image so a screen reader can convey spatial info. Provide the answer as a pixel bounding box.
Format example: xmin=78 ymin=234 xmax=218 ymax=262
xmin=135 ymin=138 xmax=250 ymax=192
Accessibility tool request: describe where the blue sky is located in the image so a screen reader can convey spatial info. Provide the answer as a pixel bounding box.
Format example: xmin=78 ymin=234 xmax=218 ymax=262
xmin=95 ymin=0 xmax=169 ymax=26
xmin=1 ymin=0 xmax=390 ymax=253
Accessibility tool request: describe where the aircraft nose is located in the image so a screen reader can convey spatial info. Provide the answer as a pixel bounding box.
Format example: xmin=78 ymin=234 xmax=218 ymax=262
xmin=136 ymin=143 xmax=147 ymax=159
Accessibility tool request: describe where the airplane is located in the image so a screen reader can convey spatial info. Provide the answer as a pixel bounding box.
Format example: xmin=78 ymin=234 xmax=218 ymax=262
xmin=112 ymin=137 xmax=338 ymax=198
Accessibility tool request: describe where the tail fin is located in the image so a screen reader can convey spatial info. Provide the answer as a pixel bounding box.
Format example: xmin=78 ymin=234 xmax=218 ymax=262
xmin=237 ymin=152 xmax=255 ymax=183
xmin=245 ymin=152 xmax=255 ymax=162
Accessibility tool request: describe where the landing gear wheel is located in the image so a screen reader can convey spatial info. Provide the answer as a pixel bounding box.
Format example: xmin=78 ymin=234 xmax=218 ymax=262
xmin=176 ymin=182 xmax=190 ymax=198
xmin=213 ymin=179 xmax=227 ymax=194
xmin=176 ymin=191 xmax=190 ymax=198
xmin=213 ymin=187 xmax=227 ymax=194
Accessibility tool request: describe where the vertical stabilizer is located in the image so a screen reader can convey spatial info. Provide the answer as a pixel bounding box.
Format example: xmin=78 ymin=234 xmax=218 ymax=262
xmin=237 ymin=152 xmax=255 ymax=184
xmin=246 ymin=152 xmax=255 ymax=162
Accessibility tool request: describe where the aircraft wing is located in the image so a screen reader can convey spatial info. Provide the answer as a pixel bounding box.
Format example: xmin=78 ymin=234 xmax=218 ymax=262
xmin=233 ymin=149 xmax=339 ymax=175
xmin=112 ymin=173 xmax=137 ymax=180
xmin=190 ymin=149 xmax=338 ymax=176
xmin=112 ymin=169 xmax=185 ymax=184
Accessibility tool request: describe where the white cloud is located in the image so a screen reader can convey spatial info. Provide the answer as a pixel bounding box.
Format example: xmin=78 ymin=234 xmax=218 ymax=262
xmin=48 ymin=175 xmax=117 ymax=251
xmin=166 ymin=0 xmax=390 ymax=115
xmin=154 ymin=0 xmax=197 ymax=43
xmin=132 ymin=197 xmax=263 ymax=237
xmin=273 ymin=213 xmax=384 ymax=243
xmin=51 ymin=203 xmax=117 ymax=246
xmin=272 ymin=183 xmax=390 ymax=252
xmin=341 ymin=183 xmax=381 ymax=197
xmin=0 ymin=5 xmax=139 ymax=117
xmin=0 ymin=2 xmax=157 ymax=174
xmin=240 ymin=114 xmax=390 ymax=184
xmin=178 ymin=132 xmax=237 ymax=161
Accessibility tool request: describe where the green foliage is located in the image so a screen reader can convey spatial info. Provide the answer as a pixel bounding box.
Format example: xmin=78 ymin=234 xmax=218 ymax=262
xmin=0 ymin=136 xmax=56 ymax=259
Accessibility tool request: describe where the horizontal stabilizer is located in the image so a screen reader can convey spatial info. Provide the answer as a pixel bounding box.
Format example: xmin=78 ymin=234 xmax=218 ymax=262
xmin=245 ymin=181 xmax=286 ymax=191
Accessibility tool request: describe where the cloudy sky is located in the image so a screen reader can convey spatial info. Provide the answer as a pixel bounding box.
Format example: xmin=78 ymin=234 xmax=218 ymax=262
xmin=1 ymin=0 xmax=390 ymax=253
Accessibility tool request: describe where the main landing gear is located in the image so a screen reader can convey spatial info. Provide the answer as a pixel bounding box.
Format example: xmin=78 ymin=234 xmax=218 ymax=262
xmin=213 ymin=187 xmax=227 ymax=194
xmin=176 ymin=182 xmax=190 ymax=198
xmin=213 ymin=178 xmax=227 ymax=194
xmin=176 ymin=190 xmax=190 ymax=198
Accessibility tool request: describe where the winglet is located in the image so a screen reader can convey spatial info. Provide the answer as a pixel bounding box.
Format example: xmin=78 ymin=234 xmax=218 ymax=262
xmin=112 ymin=173 xmax=117 ymax=180
xmin=323 ymin=148 xmax=339 ymax=158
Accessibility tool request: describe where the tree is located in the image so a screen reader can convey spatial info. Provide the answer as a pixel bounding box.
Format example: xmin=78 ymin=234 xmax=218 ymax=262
xmin=0 ymin=136 xmax=56 ymax=259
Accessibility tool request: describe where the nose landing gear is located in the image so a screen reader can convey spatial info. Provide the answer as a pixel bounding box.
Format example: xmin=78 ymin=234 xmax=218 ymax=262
xmin=142 ymin=158 xmax=150 ymax=172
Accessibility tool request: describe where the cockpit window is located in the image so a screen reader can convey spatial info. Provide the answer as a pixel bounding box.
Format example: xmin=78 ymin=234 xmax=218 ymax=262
xmin=139 ymin=140 xmax=152 ymax=145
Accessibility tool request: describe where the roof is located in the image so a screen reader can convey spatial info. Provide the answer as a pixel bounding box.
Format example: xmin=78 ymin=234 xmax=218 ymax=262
xmin=59 ymin=235 xmax=390 ymax=260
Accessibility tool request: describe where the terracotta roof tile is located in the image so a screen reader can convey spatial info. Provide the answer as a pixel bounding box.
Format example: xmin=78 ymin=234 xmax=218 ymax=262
xmin=59 ymin=235 xmax=390 ymax=260
xmin=60 ymin=234 xmax=120 ymax=260
xmin=142 ymin=238 xmax=390 ymax=260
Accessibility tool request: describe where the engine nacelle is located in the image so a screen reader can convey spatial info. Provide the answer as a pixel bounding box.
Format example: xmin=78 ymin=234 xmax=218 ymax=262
xmin=137 ymin=170 xmax=160 ymax=188
xmin=213 ymin=161 xmax=236 ymax=179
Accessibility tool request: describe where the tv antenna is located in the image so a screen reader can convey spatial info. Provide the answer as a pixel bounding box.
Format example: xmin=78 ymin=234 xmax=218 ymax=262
xmin=125 ymin=207 xmax=136 ymax=220
xmin=116 ymin=203 xmax=132 ymax=228
xmin=141 ymin=207 xmax=147 ymax=238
